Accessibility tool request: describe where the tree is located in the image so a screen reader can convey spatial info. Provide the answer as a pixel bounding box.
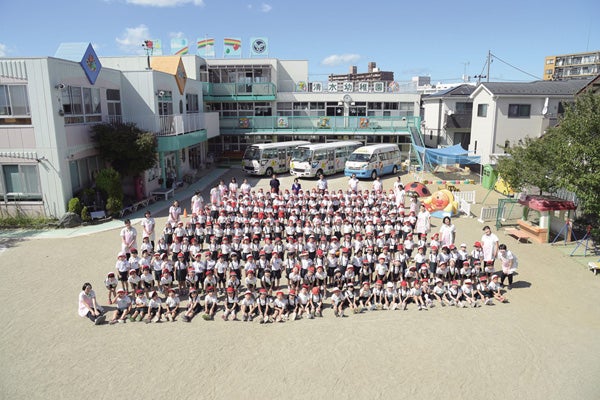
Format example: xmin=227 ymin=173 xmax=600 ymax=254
xmin=91 ymin=122 xmax=157 ymax=177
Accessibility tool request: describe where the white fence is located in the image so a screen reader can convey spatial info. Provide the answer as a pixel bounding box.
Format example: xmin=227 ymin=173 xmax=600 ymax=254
xmin=478 ymin=206 xmax=499 ymax=222
xmin=454 ymin=190 xmax=476 ymax=204
xmin=478 ymin=204 xmax=523 ymax=223
xmin=459 ymin=198 xmax=472 ymax=217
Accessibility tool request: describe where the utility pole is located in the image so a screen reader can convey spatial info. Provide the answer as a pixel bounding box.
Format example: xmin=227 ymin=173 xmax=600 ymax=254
xmin=486 ymin=50 xmax=491 ymax=82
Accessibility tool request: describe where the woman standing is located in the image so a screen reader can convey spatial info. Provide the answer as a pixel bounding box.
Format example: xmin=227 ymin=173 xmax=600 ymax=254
xmin=414 ymin=204 xmax=431 ymax=237
xmin=438 ymin=216 xmax=456 ymax=247
xmin=78 ymin=283 xmax=105 ymax=325
xmin=167 ymin=200 xmax=182 ymax=227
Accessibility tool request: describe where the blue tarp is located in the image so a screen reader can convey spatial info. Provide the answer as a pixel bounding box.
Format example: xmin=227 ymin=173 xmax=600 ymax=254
xmin=414 ymin=144 xmax=481 ymax=166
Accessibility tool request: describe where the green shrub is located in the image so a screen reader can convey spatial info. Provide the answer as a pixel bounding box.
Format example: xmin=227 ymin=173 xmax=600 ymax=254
xmin=95 ymin=168 xmax=123 ymax=200
xmin=106 ymin=196 xmax=123 ymax=217
xmin=81 ymin=206 xmax=91 ymax=222
xmin=68 ymin=197 xmax=82 ymax=214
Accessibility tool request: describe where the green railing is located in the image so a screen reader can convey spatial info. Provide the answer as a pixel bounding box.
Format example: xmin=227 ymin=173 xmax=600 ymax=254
xmin=202 ymin=82 xmax=277 ymax=99
xmin=219 ymin=115 xmax=422 ymax=133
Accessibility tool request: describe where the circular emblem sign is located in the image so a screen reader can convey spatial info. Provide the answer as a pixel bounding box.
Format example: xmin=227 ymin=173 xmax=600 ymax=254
xmin=252 ymin=39 xmax=266 ymax=54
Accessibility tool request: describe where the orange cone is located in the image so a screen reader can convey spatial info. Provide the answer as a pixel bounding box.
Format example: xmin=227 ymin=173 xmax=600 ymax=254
xmin=183 ymin=208 xmax=188 ymax=218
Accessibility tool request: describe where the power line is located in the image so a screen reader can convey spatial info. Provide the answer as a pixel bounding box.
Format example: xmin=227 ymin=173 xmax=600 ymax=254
xmin=490 ymin=52 xmax=542 ymax=80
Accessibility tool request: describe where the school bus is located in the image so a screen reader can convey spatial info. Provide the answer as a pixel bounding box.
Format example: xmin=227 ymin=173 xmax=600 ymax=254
xmin=290 ymin=141 xmax=362 ymax=178
xmin=242 ymin=141 xmax=310 ymax=176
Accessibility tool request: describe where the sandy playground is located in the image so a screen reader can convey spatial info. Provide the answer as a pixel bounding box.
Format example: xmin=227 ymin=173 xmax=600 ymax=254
xmin=0 ymin=169 xmax=599 ymax=400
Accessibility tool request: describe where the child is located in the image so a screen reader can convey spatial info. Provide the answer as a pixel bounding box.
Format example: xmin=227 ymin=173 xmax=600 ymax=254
xmin=358 ymin=281 xmax=374 ymax=311
xmin=130 ymin=290 xmax=148 ymax=322
xmin=140 ymin=267 xmax=154 ymax=293
xmin=344 ymin=283 xmax=358 ymax=313
xmin=475 ymin=275 xmax=494 ymax=306
xmin=461 ymin=279 xmax=479 ymax=308
xmin=159 ymin=269 xmax=173 ymax=294
xmin=181 ymin=288 xmax=202 ymax=322
xmin=109 ymin=289 xmax=132 ymax=324
xmin=330 ymin=287 xmax=346 ymax=317
xmin=372 ymin=280 xmax=385 ymax=309
xmin=164 ymin=289 xmax=180 ymax=321
xmin=488 ymin=275 xmax=507 ymax=303
xmin=145 ymin=290 xmax=163 ymax=323
xmin=127 ymin=269 xmax=141 ymax=293
xmin=272 ymin=291 xmax=288 ymax=322
xmin=431 ymin=278 xmax=449 ymax=307
xmin=222 ymin=287 xmax=240 ymax=321
xmin=397 ymin=280 xmax=411 ymax=310
xmin=256 ymin=288 xmax=273 ymax=323
xmin=446 ymin=280 xmax=464 ymax=307
xmin=286 ymin=290 xmax=300 ymax=320
xmin=115 ymin=252 xmax=130 ymax=293
xmin=240 ymin=290 xmax=257 ymax=322
xmin=410 ymin=280 xmax=427 ymax=311
xmin=104 ymin=272 xmax=118 ymax=303
xmin=203 ymin=286 xmax=218 ymax=320
xmin=309 ymin=286 xmax=323 ymax=318
xmin=297 ymin=285 xmax=311 ymax=319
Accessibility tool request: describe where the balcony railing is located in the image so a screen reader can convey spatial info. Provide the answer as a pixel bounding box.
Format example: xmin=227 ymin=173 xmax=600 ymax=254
xmin=105 ymin=114 xmax=205 ymax=136
xmin=202 ymin=82 xmax=277 ymax=98
xmin=220 ymin=115 xmax=421 ymax=133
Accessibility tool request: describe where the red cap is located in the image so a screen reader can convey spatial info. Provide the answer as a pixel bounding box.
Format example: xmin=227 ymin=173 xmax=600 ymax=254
xmin=226 ymin=287 xmax=234 ymax=293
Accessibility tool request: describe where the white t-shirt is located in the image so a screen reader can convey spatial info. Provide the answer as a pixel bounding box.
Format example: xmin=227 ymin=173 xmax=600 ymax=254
xmin=481 ymin=233 xmax=499 ymax=262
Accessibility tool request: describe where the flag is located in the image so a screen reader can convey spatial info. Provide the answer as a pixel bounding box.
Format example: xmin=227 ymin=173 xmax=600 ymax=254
xmin=171 ymin=37 xmax=189 ymax=55
xmin=197 ymin=38 xmax=215 ymax=57
xmin=152 ymin=39 xmax=163 ymax=56
xmin=250 ymin=37 xmax=268 ymax=57
xmin=223 ymin=37 xmax=242 ymax=57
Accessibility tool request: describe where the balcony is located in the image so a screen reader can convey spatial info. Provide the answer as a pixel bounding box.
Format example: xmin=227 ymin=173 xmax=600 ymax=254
xmin=202 ymin=82 xmax=277 ymax=101
xmin=219 ymin=115 xmax=421 ymax=135
xmin=445 ymin=114 xmax=472 ymax=129
xmin=107 ymin=114 xmax=206 ymax=137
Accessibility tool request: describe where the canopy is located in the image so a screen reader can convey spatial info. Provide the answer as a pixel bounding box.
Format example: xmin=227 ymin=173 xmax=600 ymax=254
xmin=413 ymin=144 xmax=481 ymax=166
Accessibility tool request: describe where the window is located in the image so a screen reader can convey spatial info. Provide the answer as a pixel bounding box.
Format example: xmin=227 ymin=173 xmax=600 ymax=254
xmin=61 ymin=86 xmax=101 ymax=124
xmin=455 ymin=102 xmax=473 ymax=114
xmin=186 ymin=93 xmax=199 ymax=113
xmin=508 ymin=104 xmax=531 ymax=118
xmin=106 ymin=89 xmax=122 ymax=123
xmin=0 ymin=85 xmax=31 ymax=125
xmin=1 ymin=164 xmax=41 ymax=200
xmin=477 ymin=104 xmax=488 ymax=117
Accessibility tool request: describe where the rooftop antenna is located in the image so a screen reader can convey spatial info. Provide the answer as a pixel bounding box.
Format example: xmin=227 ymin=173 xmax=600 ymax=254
xmin=142 ymin=40 xmax=154 ymax=70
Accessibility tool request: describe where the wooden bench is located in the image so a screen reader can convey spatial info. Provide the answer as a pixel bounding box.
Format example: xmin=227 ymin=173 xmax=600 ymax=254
xmin=505 ymin=227 xmax=532 ymax=244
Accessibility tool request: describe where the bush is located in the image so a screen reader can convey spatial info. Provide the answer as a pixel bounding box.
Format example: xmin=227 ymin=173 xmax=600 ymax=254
xmin=106 ymin=196 xmax=123 ymax=217
xmin=81 ymin=206 xmax=91 ymax=222
xmin=95 ymin=168 xmax=123 ymax=200
xmin=68 ymin=197 xmax=82 ymax=214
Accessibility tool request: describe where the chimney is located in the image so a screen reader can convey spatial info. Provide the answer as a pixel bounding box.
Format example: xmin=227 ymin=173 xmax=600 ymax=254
xmin=350 ymin=66 xmax=357 ymax=74
xmin=368 ymin=62 xmax=376 ymax=73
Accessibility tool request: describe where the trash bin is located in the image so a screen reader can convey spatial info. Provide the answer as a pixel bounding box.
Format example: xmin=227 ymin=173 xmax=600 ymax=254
xmin=482 ymin=164 xmax=498 ymax=189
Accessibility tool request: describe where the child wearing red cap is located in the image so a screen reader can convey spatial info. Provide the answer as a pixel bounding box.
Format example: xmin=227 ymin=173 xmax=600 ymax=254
xmin=159 ymin=269 xmax=173 ymax=295
xmin=109 ymin=289 xmax=132 ymax=324
xmin=130 ymin=290 xmax=148 ymax=322
xmin=256 ymin=288 xmax=273 ymax=323
xmin=372 ymin=280 xmax=385 ymax=309
xmin=397 ymin=280 xmax=411 ymax=310
xmin=358 ymin=282 xmax=374 ymax=311
xmin=410 ymin=280 xmax=427 ymax=311
xmin=297 ymin=285 xmax=311 ymax=319
xmin=488 ymin=275 xmax=507 ymax=303
xmin=475 ymin=276 xmax=494 ymax=306
xmin=203 ymin=271 xmax=217 ymax=293
xmin=181 ymin=288 xmax=201 ymax=322
xmin=128 ymin=269 xmax=141 ymax=293
xmin=115 ymin=252 xmax=130 ymax=293
xmin=185 ymin=268 xmax=198 ymax=294
xmin=286 ymin=290 xmax=299 ymax=320
xmin=446 ymin=280 xmax=464 ymax=307
xmin=272 ymin=291 xmax=288 ymax=322
xmin=309 ymin=286 xmax=323 ymax=318
xmin=104 ymin=272 xmax=118 ymax=303
xmin=461 ymin=279 xmax=480 ymax=307
xmin=330 ymin=287 xmax=346 ymax=317
xmin=164 ymin=289 xmax=180 ymax=322
xmin=240 ymin=290 xmax=257 ymax=322
xmin=145 ymin=291 xmax=163 ymax=323
xmin=222 ymin=287 xmax=240 ymax=321
xmin=203 ymin=286 xmax=218 ymax=320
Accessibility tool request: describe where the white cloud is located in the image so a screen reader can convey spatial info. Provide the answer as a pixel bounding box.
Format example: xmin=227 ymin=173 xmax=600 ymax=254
xmin=321 ymin=53 xmax=361 ymax=67
xmin=260 ymin=3 xmax=272 ymax=12
xmin=0 ymin=43 xmax=7 ymax=57
xmin=126 ymin=0 xmax=205 ymax=7
xmin=169 ymin=31 xmax=186 ymax=39
xmin=116 ymin=24 xmax=152 ymax=54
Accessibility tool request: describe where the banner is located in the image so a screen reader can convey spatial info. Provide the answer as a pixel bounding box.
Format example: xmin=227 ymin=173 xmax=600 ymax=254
xmin=152 ymin=39 xmax=163 ymax=56
xmin=171 ymin=37 xmax=189 ymax=55
xmin=250 ymin=37 xmax=268 ymax=57
xmin=197 ymin=38 xmax=215 ymax=57
xmin=223 ymin=37 xmax=242 ymax=57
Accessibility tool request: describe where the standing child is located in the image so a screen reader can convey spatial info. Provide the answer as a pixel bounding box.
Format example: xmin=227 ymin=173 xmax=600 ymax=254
xmin=104 ymin=272 xmax=118 ymax=303
xmin=115 ymin=252 xmax=130 ymax=293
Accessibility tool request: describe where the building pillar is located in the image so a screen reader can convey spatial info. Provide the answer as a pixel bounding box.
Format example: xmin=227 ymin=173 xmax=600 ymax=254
xmin=159 ymin=152 xmax=166 ymax=189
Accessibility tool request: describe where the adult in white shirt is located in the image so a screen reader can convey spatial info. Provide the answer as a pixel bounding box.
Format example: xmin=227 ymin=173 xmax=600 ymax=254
xmin=348 ymin=174 xmax=359 ymax=193
xmin=372 ymin=177 xmax=383 ymax=193
xmin=438 ymin=216 xmax=456 ymax=247
xmin=78 ymin=283 xmax=104 ymax=324
xmin=140 ymin=211 xmax=156 ymax=247
xmin=497 ymin=243 xmax=517 ymax=288
xmin=414 ymin=204 xmax=431 ymax=236
xmin=168 ymin=200 xmax=182 ymax=227
xmin=316 ymin=174 xmax=328 ymax=194
xmin=120 ymin=219 xmax=137 ymax=256
xmin=481 ymin=225 xmax=499 ymax=264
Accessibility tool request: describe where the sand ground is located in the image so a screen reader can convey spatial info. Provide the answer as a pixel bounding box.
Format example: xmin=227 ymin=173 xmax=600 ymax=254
xmin=1 ymin=169 xmax=599 ymax=400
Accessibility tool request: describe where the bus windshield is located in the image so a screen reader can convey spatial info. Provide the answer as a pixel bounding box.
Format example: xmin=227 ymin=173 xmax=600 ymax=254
xmin=347 ymin=153 xmax=371 ymax=162
xmin=292 ymin=148 xmax=313 ymax=162
xmin=243 ymin=147 xmax=261 ymax=160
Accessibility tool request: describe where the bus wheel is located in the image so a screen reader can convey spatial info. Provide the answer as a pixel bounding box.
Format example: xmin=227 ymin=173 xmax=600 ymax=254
xmin=371 ymin=170 xmax=378 ymax=180
xmin=265 ymin=167 xmax=273 ymax=177
xmin=392 ymin=165 xmax=398 ymax=174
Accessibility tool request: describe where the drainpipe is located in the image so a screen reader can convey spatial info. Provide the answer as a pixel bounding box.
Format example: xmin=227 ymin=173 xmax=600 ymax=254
xmin=436 ymin=98 xmax=442 ymax=147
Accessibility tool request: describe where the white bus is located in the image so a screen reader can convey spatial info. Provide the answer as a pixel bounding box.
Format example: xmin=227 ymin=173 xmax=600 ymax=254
xmin=242 ymin=141 xmax=310 ymax=176
xmin=290 ymin=141 xmax=362 ymax=178
xmin=344 ymin=143 xmax=402 ymax=179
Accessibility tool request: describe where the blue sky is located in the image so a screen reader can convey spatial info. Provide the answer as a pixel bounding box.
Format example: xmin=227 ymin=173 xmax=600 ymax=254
xmin=1 ymin=0 xmax=599 ymax=83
